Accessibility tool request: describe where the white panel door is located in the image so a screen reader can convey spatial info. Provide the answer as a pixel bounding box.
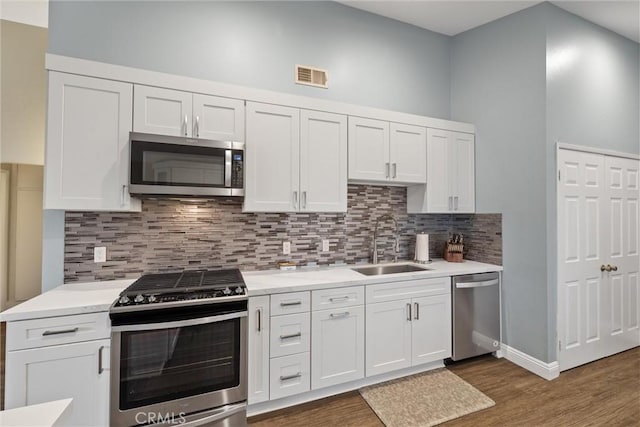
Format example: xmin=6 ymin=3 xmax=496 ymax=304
xmin=348 ymin=117 xmax=390 ymax=181
xmin=5 ymin=339 xmax=110 ymax=426
xmin=133 ymin=85 xmax=192 ymax=136
xmin=192 ymin=94 xmax=245 ymax=141
xmin=248 ymin=296 xmax=270 ymax=404
xmin=452 ymin=132 xmax=475 ymax=213
xmin=244 ymin=102 xmax=300 ymax=212
xmin=45 ymin=72 xmax=139 ymax=211
xmin=300 ymin=110 xmax=347 ymax=212
xmin=411 ymin=295 xmax=452 ymax=365
xmin=311 ymin=305 xmax=364 ymax=390
xmin=426 ymin=128 xmax=451 ymax=212
xmin=603 ymin=156 xmax=640 ymax=355
xmin=558 ymin=149 xmax=606 ymax=370
xmin=365 ymin=300 xmax=412 ymax=376
xmin=389 ymin=123 xmax=426 ymax=184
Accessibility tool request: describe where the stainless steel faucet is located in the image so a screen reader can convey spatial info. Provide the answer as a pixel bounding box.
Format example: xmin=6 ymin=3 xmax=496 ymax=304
xmin=372 ymin=214 xmax=399 ymax=264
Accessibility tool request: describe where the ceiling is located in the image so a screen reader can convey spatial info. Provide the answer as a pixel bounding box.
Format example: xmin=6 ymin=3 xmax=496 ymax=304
xmin=339 ymin=1 xmax=640 ymax=43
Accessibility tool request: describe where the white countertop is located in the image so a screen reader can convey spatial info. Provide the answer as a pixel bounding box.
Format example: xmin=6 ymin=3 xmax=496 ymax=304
xmin=0 ymin=398 xmax=72 ymax=427
xmin=0 ymin=279 xmax=134 ymax=322
xmin=242 ymin=259 xmax=502 ymax=296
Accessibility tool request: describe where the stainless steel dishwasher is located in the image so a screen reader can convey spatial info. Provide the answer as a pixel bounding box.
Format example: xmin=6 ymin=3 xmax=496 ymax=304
xmin=452 ymin=272 xmax=501 ymax=361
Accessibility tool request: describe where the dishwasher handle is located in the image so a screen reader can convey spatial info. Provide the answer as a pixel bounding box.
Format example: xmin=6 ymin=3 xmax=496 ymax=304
xmin=455 ymin=279 xmax=499 ymax=289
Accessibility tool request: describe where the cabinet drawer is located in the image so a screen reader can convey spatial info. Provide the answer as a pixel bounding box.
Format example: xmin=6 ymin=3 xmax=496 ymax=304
xmin=270 ymin=313 xmax=310 ymax=358
xmin=6 ymin=312 xmax=110 ymax=351
xmin=270 ymin=352 xmax=310 ymax=400
xmin=312 ymin=286 xmax=364 ymax=311
xmin=366 ymin=277 xmax=450 ymax=304
xmin=270 ymin=291 xmax=311 ymax=316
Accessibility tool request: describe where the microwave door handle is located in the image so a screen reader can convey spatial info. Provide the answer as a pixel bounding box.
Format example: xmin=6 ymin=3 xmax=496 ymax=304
xmin=225 ymin=150 xmax=232 ymax=187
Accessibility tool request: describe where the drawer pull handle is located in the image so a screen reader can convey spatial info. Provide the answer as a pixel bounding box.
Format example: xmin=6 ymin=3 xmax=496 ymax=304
xmin=329 ymin=296 xmax=349 ymax=302
xmin=42 ymin=327 xmax=79 ymax=336
xmin=280 ymin=301 xmax=302 ymax=307
xmin=280 ymin=373 xmax=302 ymax=381
xmin=280 ymin=332 xmax=302 ymax=340
xmin=98 ymin=345 xmax=105 ymax=374
xmin=330 ymin=311 xmax=350 ymax=318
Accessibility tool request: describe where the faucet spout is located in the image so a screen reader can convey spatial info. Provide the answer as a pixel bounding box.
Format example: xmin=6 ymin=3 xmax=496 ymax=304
xmin=372 ymin=214 xmax=399 ymax=264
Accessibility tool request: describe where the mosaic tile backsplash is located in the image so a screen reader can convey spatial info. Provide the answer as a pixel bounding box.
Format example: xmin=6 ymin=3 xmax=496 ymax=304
xmin=64 ymin=185 xmax=502 ymax=282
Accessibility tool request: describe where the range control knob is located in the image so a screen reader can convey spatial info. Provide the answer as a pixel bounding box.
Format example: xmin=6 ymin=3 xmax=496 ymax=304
xmin=134 ymin=294 xmax=145 ymax=304
xmin=234 ymin=287 xmax=244 ymax=295
xmin=223 ymin=287 xmax=232 ymax=296
xmin=148 ymin=295 xmax=157 ymax=303
xmin=118 ymin=295 xmax=130 ymax=305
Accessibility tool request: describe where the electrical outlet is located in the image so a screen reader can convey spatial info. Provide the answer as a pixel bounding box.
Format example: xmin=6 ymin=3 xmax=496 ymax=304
xmin=282 ymin=241 xmax=291 ymax=255
xmin=322 ymin=239 xmax=330 ymax=252
xmin=94 ymin=246 xmax=107 ymax=263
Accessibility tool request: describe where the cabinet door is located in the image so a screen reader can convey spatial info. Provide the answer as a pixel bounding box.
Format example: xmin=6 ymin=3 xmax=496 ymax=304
xmin=348 ymin=117 xmax=390 ymax=181
xmin=300 ymin=110 xmax=347 ymax=212
xmin=244 ymin=102 xmax=300 ymax=212
xmin=311 ymin=305 xmax=364 ymax=390
xmin=133 ymin=85 xmax=192 ymax=136
xmin=5 ymin=339 xmax=110 ymax=426
xmin=389 ymin=123 xmax=426 ymax=184
xmin=451 ymin=132 xmax=475 ymax=213
xmin=426 ymin=128 xmax=452 ymax=213
xmin=192 ymin=94 xmax=245 ymax=141
xmin=365 ymin=299 xmax=412 ymax=376
xmin=248 ymin=296 xmax=270 ymax=404
xmin=45 ymin=72 xmax=140 ymax=211
xmin=411 ymin=295 xmax=452 ymax=365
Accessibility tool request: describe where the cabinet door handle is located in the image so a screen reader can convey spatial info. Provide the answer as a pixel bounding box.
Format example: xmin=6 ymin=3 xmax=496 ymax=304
xmin=280 ymin=301 xmax=302 ymax=307
xmin=120 ymin=184 xmax=126 ymax=206
xmin=454 ymin=196 xmax=459 ymax=210
xmin=392 ymin=163 xmax=397 ymax=178
xmin=42 ymin=327 xmax=79 ymax=336
xmin=183 ymin=114 xmax=188 ymax=136
xmin=257 ymin=308 xmax=262 ymax=332
xmin=280 ymin=332 xmax=302 ymax=340
xmin=414 ymin=302 xmax=419 ymax=320
xmin=448 ymin=196 xmax=453 ymax=211
xmin=195 ymin=115 xmax=200 ymax=137
xmin=98 ymin=345 xmax=105 ymax=374
xmin=330 ymin=311 xmax=350 ymax=318
xmin=385 ymin=162 xmax=390 ymax=178
xmin=302 ymin=191 xmax=307 ymax=209
xmin=280 ymin=372 xmax=302 ymax=381
xmin=293 ymin=191 xmax=298 ymax=210
xmin=407 ymin=303 xmax=412 ymax=321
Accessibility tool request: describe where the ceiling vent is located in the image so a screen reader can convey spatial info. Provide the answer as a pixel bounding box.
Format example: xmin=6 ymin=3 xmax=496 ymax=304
xmin=295 ymin=64 xmax=328 ymax=89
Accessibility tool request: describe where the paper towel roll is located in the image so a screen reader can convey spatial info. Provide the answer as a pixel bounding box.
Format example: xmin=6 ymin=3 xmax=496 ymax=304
xmin=415 ymin=233 xmax=430 ymax=263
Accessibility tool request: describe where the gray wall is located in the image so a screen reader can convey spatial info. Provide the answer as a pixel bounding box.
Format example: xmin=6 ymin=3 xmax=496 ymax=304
xmin=450 ymin=4 xmax=549 ymax=361
xmin=48 ymin=0 xmax=451 ymax=118
xmin=544 ymin=4 xmax=640 ymax=362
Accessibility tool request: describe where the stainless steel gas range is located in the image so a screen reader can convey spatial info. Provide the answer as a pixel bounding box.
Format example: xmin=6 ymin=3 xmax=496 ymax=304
xmin=109 ymin=269 xmax=248 ymax=427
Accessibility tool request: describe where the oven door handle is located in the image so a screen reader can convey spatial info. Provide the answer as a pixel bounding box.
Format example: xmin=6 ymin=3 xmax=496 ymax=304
xmin=180 ymin=402 xmax=246 ymax=427
xmin=111 ymin=311 xmax=247 ymax=332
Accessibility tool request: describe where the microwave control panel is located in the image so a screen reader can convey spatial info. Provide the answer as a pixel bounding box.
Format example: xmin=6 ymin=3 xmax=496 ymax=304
xmin=231 ymin=150 xmax=244 ymax=188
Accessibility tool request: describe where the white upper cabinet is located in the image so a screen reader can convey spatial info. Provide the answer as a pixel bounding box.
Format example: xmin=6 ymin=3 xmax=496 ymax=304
xmin=45 ymin=72 xmax=140 ymax=211
xmin=244 ymin=102 xmax=300 ymax=212
xmin=407 ymin=128 xmax=475 ymax=213
xmin=134 ymin=85 xmax=244 ymax=140
xmin=244 ymin=103 xmax=347 ymax=213
xmin=348 ymin=117 xmax=426 ymax=185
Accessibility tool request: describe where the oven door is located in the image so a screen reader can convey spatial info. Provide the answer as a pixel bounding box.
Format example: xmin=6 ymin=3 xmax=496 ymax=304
xmin=110 ymin=308 xmax=247 ymax=427
xmin=129 ymin=132 xmax=243 ymax=196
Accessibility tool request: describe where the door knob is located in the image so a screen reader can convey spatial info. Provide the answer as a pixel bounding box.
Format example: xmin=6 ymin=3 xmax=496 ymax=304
xmin=601 ymin=264 xmax=612 ymax=272
xmin=611 ymin=265 xmax=618 ymax=271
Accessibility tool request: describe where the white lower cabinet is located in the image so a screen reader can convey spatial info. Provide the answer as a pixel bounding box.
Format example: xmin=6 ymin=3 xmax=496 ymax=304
xmin=270 ymin=312 xmax=311 ymax=358
xmin=248 ymin=296 xmax=270 ymax=404
xmin=5 ymin=339 xmax=110 ymax=426
xmin=311 ymin=305 xmax=365 ymax=389
xmin=365 ymin=278 xmax=452 ymax=376
xmin=269 ymin=352 xmax=311 ymax=400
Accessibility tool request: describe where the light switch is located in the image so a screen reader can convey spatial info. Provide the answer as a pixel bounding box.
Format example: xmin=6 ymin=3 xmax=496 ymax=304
xmin=94 ymin=246 xmax=107 ymax=263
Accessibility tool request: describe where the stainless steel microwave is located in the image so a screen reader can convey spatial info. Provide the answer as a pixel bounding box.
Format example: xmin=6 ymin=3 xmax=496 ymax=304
xmin=129 ymin=132 xmax=244 ymax=197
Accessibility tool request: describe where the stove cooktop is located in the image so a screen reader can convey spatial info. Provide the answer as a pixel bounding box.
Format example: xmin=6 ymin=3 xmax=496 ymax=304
xmin=113 ymin=268 xmax=246 ymax=309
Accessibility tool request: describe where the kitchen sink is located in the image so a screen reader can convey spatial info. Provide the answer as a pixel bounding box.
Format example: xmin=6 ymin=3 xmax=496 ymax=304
xmin=351 ymin=264 xmax=431 ymax=276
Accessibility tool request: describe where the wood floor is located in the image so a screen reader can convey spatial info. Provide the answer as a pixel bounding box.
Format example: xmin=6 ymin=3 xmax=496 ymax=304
xmin=249 ymin=347 xmax=640 ymax=427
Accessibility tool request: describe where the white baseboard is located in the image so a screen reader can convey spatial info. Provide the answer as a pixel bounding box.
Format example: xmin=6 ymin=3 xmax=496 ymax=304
xmin=502 ymin=344 xmax=559 ymax=381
